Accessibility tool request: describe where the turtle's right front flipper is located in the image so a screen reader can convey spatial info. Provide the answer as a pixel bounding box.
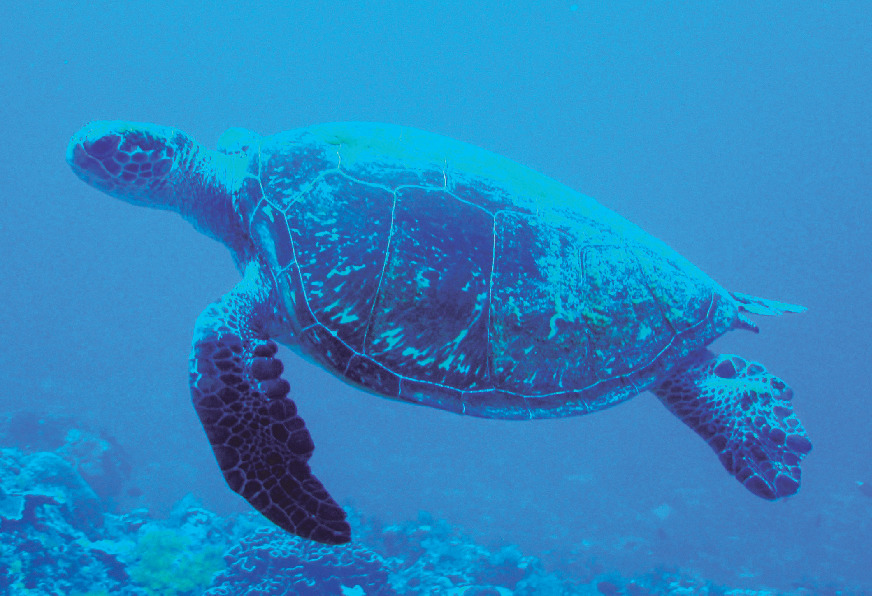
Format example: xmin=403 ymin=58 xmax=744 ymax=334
xmin=189 ymin=264 xmax=350 ymax=544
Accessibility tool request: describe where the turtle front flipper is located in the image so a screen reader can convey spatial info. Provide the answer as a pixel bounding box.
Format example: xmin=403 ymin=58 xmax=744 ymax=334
xmin=189 ymin=264 xmax=350 ymax=544
xmin=653 ymin=350 xmax=812 ymax=500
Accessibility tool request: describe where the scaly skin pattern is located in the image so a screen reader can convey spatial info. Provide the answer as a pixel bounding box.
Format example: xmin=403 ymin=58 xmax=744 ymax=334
xmin=65 ymin=121 xmax=182 ymax=205
xmin=653 ymin=350 xmax=812 ymax=499
xmin=66 ymin=121 xmax=251 ymax=256
xmin=189 ymin=264 xmax=350 ymax=544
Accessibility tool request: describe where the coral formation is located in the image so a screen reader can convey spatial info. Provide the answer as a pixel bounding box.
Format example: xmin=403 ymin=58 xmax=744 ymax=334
xmin=352 ymin=511 xmax=541 ymax=595
xmin=0 ymin=412 xmax=865 ymax=595
xmin=205 ymin=527 xmax=396 ymax=595
xmin=0 ymin=446 xmax=120 ymax=594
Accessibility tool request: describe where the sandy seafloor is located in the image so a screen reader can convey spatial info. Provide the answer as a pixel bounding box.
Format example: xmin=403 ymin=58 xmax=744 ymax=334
xmin=1 ymin=2 xmax=870 ymax=594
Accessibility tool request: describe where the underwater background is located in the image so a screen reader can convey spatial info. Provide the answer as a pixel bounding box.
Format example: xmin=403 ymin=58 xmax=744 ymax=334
xmin=1 ymin=2 xmax=870 ymax=594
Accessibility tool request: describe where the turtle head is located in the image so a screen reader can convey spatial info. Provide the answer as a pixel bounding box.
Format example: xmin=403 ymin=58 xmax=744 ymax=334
xmin=66 ymin=121 xmax=198 ymax=211
xmin=68 ymin=121 xmax=251 ymax=256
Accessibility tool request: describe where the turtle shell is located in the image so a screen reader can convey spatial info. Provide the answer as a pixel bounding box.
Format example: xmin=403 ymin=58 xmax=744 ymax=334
xmin=242 ymin=122 xmax=739 ymax=420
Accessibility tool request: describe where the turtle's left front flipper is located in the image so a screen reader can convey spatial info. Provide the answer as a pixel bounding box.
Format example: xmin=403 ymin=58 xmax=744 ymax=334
xmin=653 ymin=350 xmax=812 ymax=500
xmin=189 ymin=264 xmax=350 ymax=544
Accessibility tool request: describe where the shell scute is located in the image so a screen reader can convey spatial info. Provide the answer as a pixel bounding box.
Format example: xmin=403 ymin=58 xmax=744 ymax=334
xmin=580 ymin=244 xmax=674 ymax=377
xmin=634 ymin=246 xmax=714 ymax=333
xmin=366 ymin=187 xmax=493 ymax=390
xmin=343 ymin=158 xmax=445 ymax=190
xmin=401 ymin=378 xmax=465 ymax=415
xmin=250 ymin=202 xmax=294 ymax=272
xmin=490 ymin=211 xmax=592 ymax=394
xmin=298 ymin=325 xmax=355 ymax=373
xmin=263 ymin=131 xmax=339 ymax=199
xmin=345 ymin=354 xmax=401 ymax=398
xmin=279 ymin=172 xmax=393 ymax=351
xmin=449 ymin=178 xmax=515 ymax=216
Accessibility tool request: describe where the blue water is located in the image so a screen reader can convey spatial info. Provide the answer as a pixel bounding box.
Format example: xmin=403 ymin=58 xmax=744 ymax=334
xmin=2 ymin=2 xmax=870 ymax=593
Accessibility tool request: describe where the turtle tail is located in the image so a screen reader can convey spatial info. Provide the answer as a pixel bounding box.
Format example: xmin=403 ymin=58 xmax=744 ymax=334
xmin=730 ymin=291 xmax=806 ymax=334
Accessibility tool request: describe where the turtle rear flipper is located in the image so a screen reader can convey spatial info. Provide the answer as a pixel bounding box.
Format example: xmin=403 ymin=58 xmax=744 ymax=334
xmin=189 ymin=264 xmax=350 ymax=544
xmin=653 ymin=350 xmax=812 ymax=499
xmin=731 ymin=291 xmax=806 ymax=316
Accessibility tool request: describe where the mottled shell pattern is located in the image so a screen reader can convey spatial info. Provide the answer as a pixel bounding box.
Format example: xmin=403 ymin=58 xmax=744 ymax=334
xmin=226 ymin=123 xmax=739 ymax=420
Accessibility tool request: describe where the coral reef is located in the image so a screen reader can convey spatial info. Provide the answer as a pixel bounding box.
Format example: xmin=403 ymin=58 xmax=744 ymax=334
xmin=0 ymin=411 xmax=131 ymax=506
xmin=0 ymin=445 xmax=119 ymax=594
xmin=351 ymin=511 xmax=542 ymax=595
xmin=205 ymin=527 xmax=396 ymax=595
xmin=0 ymin=412 xmax=865 ymax=595
xmin=0 ymin=414 xmax=242 ymax=595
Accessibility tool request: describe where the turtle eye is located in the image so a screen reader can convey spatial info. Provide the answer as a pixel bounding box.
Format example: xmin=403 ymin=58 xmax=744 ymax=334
xmin=85 ymin=135 xmax=121 ymax=159
xmin=714 ymin=360 xmax=736 ymax=379
xmin=746 ymin=362 xmax=765 ymax=376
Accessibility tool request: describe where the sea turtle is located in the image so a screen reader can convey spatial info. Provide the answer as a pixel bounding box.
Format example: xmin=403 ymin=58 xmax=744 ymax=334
xmin=66 ymin=121 xmax=811 ymax=544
